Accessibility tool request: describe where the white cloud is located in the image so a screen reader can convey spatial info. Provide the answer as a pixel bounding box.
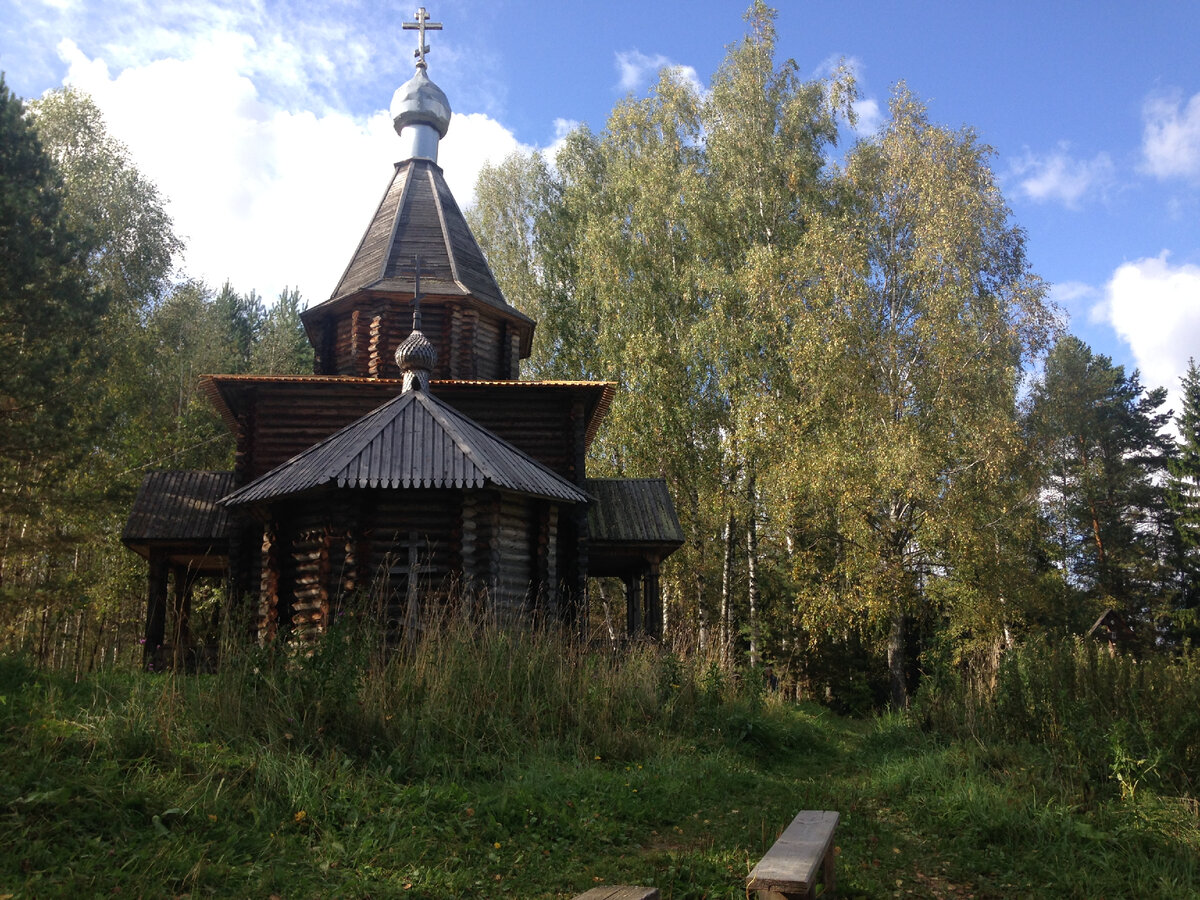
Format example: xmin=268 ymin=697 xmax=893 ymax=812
xmin=56 ymin=37 xmax=527 ymax=307
xmin=616 ymin=49 xmax=669 ymax=91
xmin=1099 ymin=252 xmax=1200 ymax=417
xmin=1008 ymin=143 xmax=1115 ymax=208
xmin=614 ymin=49 xmax=703 ymax=98
xmin=1051 ymin=281 xmax=1097 ymax=306
xmin=852 ymin=98 xmax=883 ymax=136
xmin=441 ymin=112 xmax=532 ymax=205
xmin=1141 ymin=89 xmax=1200 ymax=183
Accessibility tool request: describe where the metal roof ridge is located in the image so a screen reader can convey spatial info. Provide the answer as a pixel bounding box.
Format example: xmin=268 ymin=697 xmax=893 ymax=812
xmin=381 ymin=160 xmax=415 ymax=285
xmin=424 ymin=162 xmax=466 ymax=292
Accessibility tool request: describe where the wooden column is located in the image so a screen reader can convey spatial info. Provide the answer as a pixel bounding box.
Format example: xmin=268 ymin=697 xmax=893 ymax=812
xmin=532 ymin=502 xmax=557 ymax=621
xmin=508 ymin=331 xmax=521 ymax=379
xmin=171 ymin=564 xmax=194 ymax=671
xmin=644 ymin=560 xmax=662 ymax=641
xmin=143 ymin=550 xmax=169 ymax=670
xmin=460 ymin=492 xmax=479 ymax=614
xmin=562 ymin=398 xmax=589 ymax=632
xmin=625 ymin=575 xmax=640 ymax=637
xmin=486 ymin=492 xmax=502 ymax=620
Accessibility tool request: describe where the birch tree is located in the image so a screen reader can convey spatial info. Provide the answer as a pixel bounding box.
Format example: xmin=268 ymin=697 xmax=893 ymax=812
xmin=772 ymin=86 xmax=1052 ymax=705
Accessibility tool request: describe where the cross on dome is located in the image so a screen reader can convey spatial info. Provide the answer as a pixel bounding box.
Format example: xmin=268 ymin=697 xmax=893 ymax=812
xmin=395 ymin=256 xmax=437 ymax=392
xmin=403 ymin=7 xmax=443 ymax=69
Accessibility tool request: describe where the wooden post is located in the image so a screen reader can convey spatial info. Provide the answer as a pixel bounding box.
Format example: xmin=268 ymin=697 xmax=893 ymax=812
xmin=644 ymin=560 xmax=662 ymax=641
xmin=144 ymin=550 xmax=169 ymax=670
xmin=625 ymin=574 xmax=640 ymax=637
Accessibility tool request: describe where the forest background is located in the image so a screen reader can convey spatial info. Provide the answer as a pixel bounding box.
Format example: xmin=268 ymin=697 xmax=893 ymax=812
xmin=2 ymin=4 xmax=1200 ymax=711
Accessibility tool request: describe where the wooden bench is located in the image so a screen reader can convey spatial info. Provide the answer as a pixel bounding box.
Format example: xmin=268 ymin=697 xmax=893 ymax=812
xmin=572 ymin=888 xmax=659 ymax=900
xmin=746 ymin=810 xmax=840 ymax=899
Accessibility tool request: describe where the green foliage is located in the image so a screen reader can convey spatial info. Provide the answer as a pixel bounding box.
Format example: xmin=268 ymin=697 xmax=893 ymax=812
xmin=1026 ymin=336 xmax=1177 ymax=627
xmin=28 ymin=88 xmax=180 ymax=310
xmin=3 ymin=631 xmax=1199 ymax=898
xmin=1168 ymin=358 xmax=1200 ymax=641
xmin=251 ymin=287 xmax=315 ymax=375
xmin=917 ymin=637 xmax=1200 ymax=800
xmin=0 ymin=76 xmax=106 ymax=516
xmin=1 ymin=85 xmax=313 ymax=630
xmin=470 ymin=9 xmax=1057 ymax=703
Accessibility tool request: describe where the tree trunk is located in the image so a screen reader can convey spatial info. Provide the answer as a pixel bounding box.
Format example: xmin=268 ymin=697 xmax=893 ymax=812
xmin=746 ymin=480 xmax=760 ymax=668
xmin=720 ymin=511 xmax=736 ymax=667
xmin=887 ymin=610 xmax=908 ymax=709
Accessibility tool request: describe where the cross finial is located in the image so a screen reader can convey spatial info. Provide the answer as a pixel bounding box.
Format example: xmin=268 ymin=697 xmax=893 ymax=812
xmin=411 ymin=256 xmax=424 ymax=331
xmin=402 ymin=7 xmax=443 ymax=69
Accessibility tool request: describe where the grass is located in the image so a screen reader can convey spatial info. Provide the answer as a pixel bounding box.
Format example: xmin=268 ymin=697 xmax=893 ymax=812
xmin=2 ymin=627 xmax=1199 ymax=898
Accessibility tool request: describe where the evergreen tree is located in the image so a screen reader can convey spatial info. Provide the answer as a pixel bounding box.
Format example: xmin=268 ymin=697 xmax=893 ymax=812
xmin=0 ymin=76 xmax=104 ymax=525
xmin=213 ymin=281 xmax=266 ymax=371
xmin=251 ymin=288 xmax=314 ymax=375
xmin=1167 ymin=358 xmax=1200 ymax=641
xmin=1027 ymin=337 xmax=1175 ymax=631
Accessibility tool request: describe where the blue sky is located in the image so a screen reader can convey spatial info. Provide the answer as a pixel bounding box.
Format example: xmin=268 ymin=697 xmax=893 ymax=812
xmin=3 ymin=0 xmax=1199 ymax=414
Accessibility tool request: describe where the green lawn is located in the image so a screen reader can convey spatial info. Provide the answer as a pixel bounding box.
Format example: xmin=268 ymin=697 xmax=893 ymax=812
xmin=2 ymin=649 xmax=1198 ymax=898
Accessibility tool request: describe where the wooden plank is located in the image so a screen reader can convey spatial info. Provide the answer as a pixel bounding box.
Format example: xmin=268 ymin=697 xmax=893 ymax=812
xmin=746 ymin=810 xmax=839 ymax=898
xmin=572 ymin=887 xmax=659 ymax=900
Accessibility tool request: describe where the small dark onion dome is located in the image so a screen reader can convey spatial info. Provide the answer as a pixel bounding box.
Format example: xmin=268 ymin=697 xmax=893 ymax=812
xmin=395 ymin=328 xmax=438 ymax=391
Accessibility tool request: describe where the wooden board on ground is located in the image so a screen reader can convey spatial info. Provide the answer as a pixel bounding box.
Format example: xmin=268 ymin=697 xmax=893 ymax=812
xmin=572 ymin=887 xmax=660 ymax=900
xmin=746 ymin=809 xmax=840 ymax=898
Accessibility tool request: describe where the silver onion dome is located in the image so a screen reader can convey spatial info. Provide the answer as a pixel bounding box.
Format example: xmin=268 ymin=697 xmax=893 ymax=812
xmin=391 ymin=65 xmax=451 ymax=162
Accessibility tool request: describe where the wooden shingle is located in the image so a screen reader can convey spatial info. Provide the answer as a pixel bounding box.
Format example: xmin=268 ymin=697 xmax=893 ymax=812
xmin=122 ymin=471 xmax=233 ymax=571
xmin=586 ymin=478 xmax=685 ymax=546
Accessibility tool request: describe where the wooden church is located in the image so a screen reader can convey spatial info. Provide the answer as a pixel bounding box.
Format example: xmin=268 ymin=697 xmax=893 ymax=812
xmin=122 ymin=9 xmax=683 ymax=667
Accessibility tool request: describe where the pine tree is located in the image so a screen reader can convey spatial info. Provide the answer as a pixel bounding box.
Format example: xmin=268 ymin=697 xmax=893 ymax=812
xmin=1028 ymin=337 xmax=1175 ymax=630
xmin=1167 ymin=358 xmax=1200 ymax=640
xmin=0 ymin=76 xmax=104 ymax=517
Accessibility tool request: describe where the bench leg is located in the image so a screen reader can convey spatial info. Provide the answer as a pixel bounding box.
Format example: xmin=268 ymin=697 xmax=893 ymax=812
xmin=823 ymin=844 xmax=836 ymax=896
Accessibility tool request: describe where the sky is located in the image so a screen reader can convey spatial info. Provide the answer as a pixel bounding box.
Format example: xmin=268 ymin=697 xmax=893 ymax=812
xmin=2 ymin=0 xmax=1200 ymax=416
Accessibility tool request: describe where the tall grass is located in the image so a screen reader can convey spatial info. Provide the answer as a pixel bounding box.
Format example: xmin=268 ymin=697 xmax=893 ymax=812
xmin=5 ymin=625 xmax=1200 ymax=897
xmin=917 ymin=637 xmax=1200 ymax=801
xmin=132 ymin=614 xmax=792 ymax=779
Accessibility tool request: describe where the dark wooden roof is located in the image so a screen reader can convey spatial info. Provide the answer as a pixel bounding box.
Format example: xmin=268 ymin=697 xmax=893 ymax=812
xmin=587 ymin=478 xmax=685 ymax=546
xmin=122 ymin=471 xmax=233 ymax=564
xmin=586 ymin=478 xmax=684 ymax=576
xmin=223 ymin=388 xmax=592 ymax=507
xmin=307 ymin=159 xmax=532 ymax=328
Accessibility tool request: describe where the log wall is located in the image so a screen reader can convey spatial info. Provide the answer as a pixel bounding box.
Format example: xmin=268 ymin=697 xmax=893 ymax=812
xmin=321 ymin=297 xmax=514 ymax=383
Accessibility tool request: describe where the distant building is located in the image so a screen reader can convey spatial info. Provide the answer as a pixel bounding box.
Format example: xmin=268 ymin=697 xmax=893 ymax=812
xmin=122 ymin=10 xmax=682 ymax=668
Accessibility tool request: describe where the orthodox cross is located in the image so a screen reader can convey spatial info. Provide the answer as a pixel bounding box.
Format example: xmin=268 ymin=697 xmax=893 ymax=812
xmin=410 ymin=256 xmax=425 ymax=331
xmin=388 ymin=531 xmax=435 ymax=644
xmin=403 ymin=7 xmax=442 ymax=68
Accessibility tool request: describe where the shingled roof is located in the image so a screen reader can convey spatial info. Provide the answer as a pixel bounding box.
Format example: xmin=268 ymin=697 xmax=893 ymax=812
xmin=586 ymin=478 xmax=685 ymax=547
xmin=222 ymin=388 xmax=592 ymax=507
xmin=310 ymin=158 xmax=532 ymax=324
xmin=122 ymin=470 xmax=234 ymax=564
